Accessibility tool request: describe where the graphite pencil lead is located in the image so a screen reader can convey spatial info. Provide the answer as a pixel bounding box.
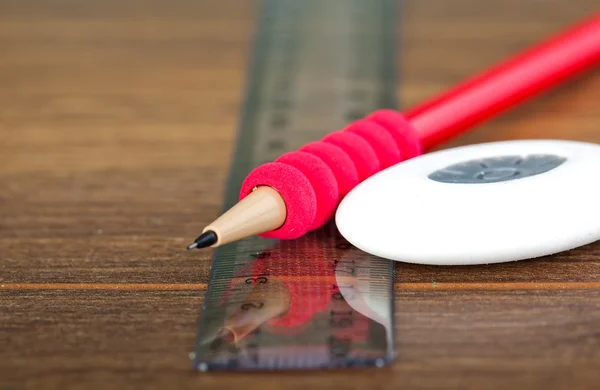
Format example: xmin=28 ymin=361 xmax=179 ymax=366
xmin=187 ymin=230 xmax=218 ymax=250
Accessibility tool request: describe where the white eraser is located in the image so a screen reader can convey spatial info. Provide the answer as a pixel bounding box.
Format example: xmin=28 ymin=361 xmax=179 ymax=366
xmin=336 ymin=139 xmax=600 ymax=265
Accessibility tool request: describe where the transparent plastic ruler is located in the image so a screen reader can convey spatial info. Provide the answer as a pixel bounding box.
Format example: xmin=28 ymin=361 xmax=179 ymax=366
xmin=193 ymin=0 xmax=398 ymax=371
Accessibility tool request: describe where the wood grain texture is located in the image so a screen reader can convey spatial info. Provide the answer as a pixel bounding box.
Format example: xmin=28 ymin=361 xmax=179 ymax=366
xmin=2 ymin=290 xmax=599 ymax=390
xmin=1 ymin=0 xmax=599 ymax=389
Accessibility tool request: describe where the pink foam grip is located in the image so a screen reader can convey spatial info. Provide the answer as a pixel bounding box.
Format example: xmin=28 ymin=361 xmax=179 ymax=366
xmin=366 ymin=109 xmax=423 ymax=159
xmin=344 ymin=119 xmax=402 ymax=169
xmin=240 ymin=162 xmax=316 ymax=240
xmin=275 ymin=151 xmax=339 ymax=231
xmin=322 ymin=130 xmax=381 ymax=181
xmin=299 ymin=141 xmax=359 ymax=199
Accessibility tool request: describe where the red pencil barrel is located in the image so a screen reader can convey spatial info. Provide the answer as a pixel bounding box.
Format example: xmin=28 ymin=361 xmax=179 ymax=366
xmin=406 ymin=13 xmax=600 ymax=151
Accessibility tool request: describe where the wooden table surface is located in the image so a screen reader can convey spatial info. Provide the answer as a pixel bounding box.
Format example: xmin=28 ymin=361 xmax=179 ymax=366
xmin=1 ymin=0 xmax=599 ymax=389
